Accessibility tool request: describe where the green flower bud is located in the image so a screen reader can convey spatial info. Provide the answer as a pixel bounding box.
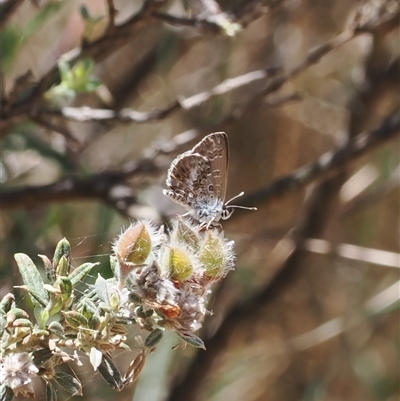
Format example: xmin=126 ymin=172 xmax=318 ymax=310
xmin=114 ymin=222 xmax=152 ymax=266
xmin=163 ymin=246 xmax=195 ymax=282
xmin=199 ymin=232 xmax=234 ymax=280
xmin=113 ymin=221 xmax=156 ymax=287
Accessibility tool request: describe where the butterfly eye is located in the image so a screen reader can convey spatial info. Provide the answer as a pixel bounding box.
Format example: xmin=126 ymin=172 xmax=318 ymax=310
xmin=221 ymin=208 xmax=234 ymax=220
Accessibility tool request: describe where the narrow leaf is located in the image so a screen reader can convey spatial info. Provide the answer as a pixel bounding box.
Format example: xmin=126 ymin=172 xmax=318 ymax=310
xmin=98 ymin=353 xmax=124 ymax=391
xmin=176 ymin=330 xmax=206 ymax=350
xmin=144 ymin=328 xmax=165 ymax=348
xmin=39 ymin=254 xmax=56 ymax=283
xmin=53 ymin=238 xmax=70 ymax=271
xmin=0 ymin=293 xmax=15 ymax=314
xmin=14 ymin=253 xmax=49 ymax=307
xmin=94 ymin=274 xmax=109 ymax=304
xmin=45 ymin=381 xmax=57 ymax=401
xmin=54 ymin=372 xmax=82 ymax=396
xmin=123 ymin=349 xmax=146 ymax=386
xmin=68 ymin=262 xmax=99 ymax=287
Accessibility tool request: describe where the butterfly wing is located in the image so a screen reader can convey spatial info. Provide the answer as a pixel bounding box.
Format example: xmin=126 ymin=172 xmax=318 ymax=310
xmin=163 ymin=152 xmax=211 ymax=209
xmin=190 ymin=132 xmax=229 ymax=203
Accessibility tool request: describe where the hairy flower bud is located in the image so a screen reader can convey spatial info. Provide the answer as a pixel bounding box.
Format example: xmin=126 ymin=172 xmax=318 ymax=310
xmin=161 ymin=245 xmax=195 ymax=282
xmin=113 ymin=221 xmax=157 ymax=287
xmin=170 ymin=218 xmax=201 ymax=252
xmin=199 ymin=232 xmax=235 ymax=280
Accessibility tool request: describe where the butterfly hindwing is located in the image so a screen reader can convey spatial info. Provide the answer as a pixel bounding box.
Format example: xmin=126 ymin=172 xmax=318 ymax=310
xmin=190 ymin=132 xmax=229 ymax=202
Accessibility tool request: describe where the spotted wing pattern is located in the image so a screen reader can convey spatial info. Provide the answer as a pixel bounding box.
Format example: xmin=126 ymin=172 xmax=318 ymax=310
xmin=190 ymin=132 xmax=229 ymax=203
xmin=163 ymin=132 xmax=229 ymax=224
xmin=164 ymin=152 xmax=212 ymax=209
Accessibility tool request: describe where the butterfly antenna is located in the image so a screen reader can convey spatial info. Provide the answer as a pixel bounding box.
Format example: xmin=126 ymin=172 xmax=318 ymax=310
xmin=225 ymin=192 xmax=257 ymax=211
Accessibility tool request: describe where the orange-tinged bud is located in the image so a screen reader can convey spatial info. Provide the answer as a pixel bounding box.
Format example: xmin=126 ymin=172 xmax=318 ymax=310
xmin=114 ymin=222 xmax=152 ymax=266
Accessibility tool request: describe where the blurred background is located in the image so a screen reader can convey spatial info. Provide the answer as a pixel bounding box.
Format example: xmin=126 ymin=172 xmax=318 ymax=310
xmin=1 ymin=0 xmax=399 ymax=400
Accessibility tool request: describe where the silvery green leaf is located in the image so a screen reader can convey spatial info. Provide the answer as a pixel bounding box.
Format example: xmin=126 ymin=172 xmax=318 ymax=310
xmin=89 ymin=347 xmax=103 ymax=371
xmin=62 ymin=311 xmax=89 ymax=329
xmin=45 ymin=380 xmax=57 ymax=401
xmin=38 ymin=254 xmax=56 ymax=284
xmin=0 ymin=316 xmax=6 ymax=337
xmin=53 ymin=238 xmax=71 ymax=271
xmin=54 ymin=372 xmax=82 ymax=396
xmin=14 ymin=253 xmax=49 ymax=307
xmin=0 ymin=293 xmax=15 ymax=314
xmin=48 ymin=321 xmax=65 ymax=338
xmin=0 ymin=384 xmax=14 ymax=401
xmin=94 ymin=274 xmax=109 ymax=304
xmin=88 ymin=314 xmax=101 ymax=330
xmin=68 ymin=262 xmax=99 ymax=287
xmin=78 ymin=298 xmax=98 ymax=318
xmin=98 ymin=353 xmax=124 ymax=391
xmin=10 ymin=318 xmax=33 ymax=328
xmin=57 ymin=276 xmax=72 ymax=303
xmin=6 ymin=307 xmax=30 ymax=323
xmin=109 ymin=255 xmax=118 ymax=277
xmin=56 ymin=256 xmax=69 ymax=277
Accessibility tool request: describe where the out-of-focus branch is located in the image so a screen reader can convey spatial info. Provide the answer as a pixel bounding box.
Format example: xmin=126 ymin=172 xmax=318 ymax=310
xmin=35 ymin=101 xmax=181 ymax=124
xmin=0 ymin=0 xmax=168 ymax=125
xmin=32 ymin=68 xmax=281 ymax=124
xmin=241 ymin=113 xmax=400 ymax=209
xmin=0 ymin=0 xmax=25 ymax=29
xmin=105 ymin=0 xmax=118 ymax=31
xmin=2 ymin=112 xmax=398 ymax=215
xmin=0 ymin=158 xmax=157 ymax=214
xmin=4 ymin=4 xmax=395 ymax=137
xmin=290 ymin=279 xmax=400 ymax=351
xmin=340 ymin=164 xmax=400 ymax=216
xmin=303 ymin=239 xmax=400 ymax=269
xmin=0 ymin=130 xmax=200 ymax=213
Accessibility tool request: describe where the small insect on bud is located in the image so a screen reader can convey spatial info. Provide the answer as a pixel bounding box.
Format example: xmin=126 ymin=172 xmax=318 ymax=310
xmin=113 ymin=221 xmax=157 ymax=287
xmin=161 ymin=245 xmax=196 ymax=282
xmin=199 ymin=231 xmax=235 ymax=280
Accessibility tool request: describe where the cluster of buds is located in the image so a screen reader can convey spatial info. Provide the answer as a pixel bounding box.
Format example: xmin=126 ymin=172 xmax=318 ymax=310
xmin=113 ymin=218 xmax=235 ymax=348
xmin=0 ymin=214 xmax=236 ymax=399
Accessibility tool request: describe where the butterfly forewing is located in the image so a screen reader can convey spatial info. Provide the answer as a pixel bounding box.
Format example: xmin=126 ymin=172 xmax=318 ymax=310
xmin=164 ymin=153 xmax=211 ymax=208
xmin=190 ymin=132 xmax=229 ymax=202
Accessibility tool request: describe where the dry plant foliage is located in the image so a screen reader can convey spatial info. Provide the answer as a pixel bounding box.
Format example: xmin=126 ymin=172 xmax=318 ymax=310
xmin=0 ymin=0 xmax=399 ymax=401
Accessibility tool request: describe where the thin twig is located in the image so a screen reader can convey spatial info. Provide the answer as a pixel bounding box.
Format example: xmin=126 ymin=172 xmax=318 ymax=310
xmin=240 ymin=113 xmax=400 ymax=208
xmin=1 ymin=113 xmax=398 ymax=215
xmin=303 ymin=239 xmax=400 ymax=269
